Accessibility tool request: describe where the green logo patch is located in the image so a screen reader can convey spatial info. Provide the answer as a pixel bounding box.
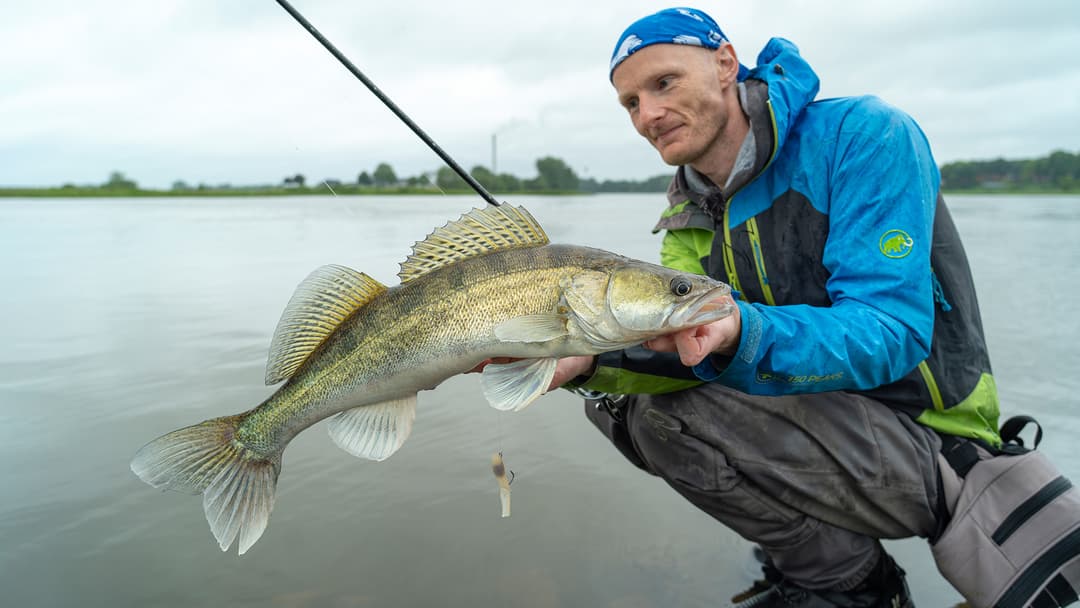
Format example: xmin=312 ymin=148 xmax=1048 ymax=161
xmin=879 ymin=229 xmax=913 ymax=259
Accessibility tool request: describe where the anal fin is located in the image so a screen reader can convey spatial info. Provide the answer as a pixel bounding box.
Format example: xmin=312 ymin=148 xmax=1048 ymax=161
xmin=327 ymin=396 xmax=417 ymax=461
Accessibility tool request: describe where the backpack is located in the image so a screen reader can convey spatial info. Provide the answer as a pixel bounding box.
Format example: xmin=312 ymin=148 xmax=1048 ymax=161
xmin=932 ymin=416 xmax=1080 ymax=607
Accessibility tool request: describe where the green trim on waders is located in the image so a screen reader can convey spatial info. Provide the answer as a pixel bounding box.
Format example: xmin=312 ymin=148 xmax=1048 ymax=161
xmin=583 ymin=366 xmax=703 ymax=395
xmin=916 ymin=373 xmax=1003 ymax=447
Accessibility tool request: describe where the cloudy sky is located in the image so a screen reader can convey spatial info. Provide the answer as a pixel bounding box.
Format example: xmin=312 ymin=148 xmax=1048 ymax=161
xmin=3 ymin=0 xmax=1077 ymax=189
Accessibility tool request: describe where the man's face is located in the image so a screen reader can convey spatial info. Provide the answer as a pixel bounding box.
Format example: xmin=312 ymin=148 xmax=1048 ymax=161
xmin=612 ymin=43 xmax=737 ymax=167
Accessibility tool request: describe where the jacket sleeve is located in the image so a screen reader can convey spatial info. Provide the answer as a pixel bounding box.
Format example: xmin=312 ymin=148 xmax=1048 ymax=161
xmin=694 ymin=99 xmax=938 ymax=395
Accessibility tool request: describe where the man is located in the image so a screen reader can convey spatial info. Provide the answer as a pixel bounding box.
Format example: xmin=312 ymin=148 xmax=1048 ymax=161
xmin=549 ymin=7 xmax=1006 ymax=607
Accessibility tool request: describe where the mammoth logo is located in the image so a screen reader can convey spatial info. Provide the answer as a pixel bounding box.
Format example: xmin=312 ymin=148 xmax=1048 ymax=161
xmin=879 ymin=229 xmax=914 ymax=259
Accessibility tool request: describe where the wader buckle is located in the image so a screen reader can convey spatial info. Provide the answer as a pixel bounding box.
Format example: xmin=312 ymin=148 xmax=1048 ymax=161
xmin=572 ymin=388 xmax=628 ymax=423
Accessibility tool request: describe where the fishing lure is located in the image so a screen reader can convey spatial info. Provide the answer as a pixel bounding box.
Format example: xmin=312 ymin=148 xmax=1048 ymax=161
xmin=491 ymin=452 xmax=514 ymax=518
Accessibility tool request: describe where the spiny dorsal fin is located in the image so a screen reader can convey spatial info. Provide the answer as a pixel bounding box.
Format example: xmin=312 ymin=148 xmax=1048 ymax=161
xmin=398 ymin=204 xmax=548 ymax=283
xmin=265 ymin=265 xmax=387 ymax=385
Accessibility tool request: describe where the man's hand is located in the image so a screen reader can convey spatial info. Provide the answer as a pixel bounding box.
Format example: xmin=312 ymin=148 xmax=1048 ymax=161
xmin=467 ymin=355 xmax=597 ymax=392
xmin=644 ymin=300 xmax=741 ymax=366
xmin=549 ymin=355 xmax=596 ymax=388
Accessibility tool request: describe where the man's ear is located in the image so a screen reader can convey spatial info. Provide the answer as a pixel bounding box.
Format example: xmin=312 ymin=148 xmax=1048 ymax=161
xmin=713 ymin=42 xmax=740 ymax=84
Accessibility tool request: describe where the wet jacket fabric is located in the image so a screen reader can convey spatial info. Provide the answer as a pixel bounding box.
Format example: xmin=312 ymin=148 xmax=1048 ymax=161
xmin=576 ymin=37 xmax=1002 ymax=446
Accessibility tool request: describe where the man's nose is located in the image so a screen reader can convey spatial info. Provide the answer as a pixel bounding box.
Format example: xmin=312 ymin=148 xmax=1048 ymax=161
xmin=638 ymin=94 xmax=664 ymax=123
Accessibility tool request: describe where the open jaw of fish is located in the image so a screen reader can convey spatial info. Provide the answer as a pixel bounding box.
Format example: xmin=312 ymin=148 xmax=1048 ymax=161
xmin=130 ymin=204 xmax=734 ymax=554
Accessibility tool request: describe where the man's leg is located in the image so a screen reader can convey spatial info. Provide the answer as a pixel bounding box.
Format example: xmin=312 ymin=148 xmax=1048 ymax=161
xmin=586 ymin=382 xmax=942 ymax=590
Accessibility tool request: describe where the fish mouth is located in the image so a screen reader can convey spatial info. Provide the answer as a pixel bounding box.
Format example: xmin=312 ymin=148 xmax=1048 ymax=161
xmin=667 ymin=285 xmax=735 ymax=329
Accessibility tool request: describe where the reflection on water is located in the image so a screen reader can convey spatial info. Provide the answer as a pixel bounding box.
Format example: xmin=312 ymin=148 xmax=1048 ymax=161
xmin=1 ymin=194 xmax=1078 ymax=607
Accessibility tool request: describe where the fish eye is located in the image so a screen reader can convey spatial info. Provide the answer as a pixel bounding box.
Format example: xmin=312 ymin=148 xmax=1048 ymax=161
xmin=670 ymin=277 xmax=692 ymax=297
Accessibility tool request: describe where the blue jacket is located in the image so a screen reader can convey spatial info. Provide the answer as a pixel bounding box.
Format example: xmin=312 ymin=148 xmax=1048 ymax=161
xmin=578 ymin=38 xmax=1001 ymax=445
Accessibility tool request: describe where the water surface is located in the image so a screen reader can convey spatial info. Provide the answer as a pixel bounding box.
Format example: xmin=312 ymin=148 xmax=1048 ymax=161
xmin=2 ymin=194 xmax=1078 ymax=607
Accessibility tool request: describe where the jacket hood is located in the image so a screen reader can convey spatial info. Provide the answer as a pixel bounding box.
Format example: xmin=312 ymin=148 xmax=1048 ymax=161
xmin=746 ymin=37 xmax=820 ymax=164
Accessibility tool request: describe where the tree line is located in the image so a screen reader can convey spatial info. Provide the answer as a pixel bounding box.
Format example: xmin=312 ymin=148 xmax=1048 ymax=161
xmin=156 ymin=155 xmax=672 ymax=194
xmin=7 ymin=150 xmax=1078 ymax=197
xmin=282 ymin=148 xmax=1080 ymax=194
xmin=351 ymin=157 xmax=671 ymax=193
xmin=940 ymin=149 xmax=1079 ymax=191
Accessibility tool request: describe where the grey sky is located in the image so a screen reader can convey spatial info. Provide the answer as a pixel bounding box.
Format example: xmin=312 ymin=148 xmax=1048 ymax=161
xmin=2 ymin=0 xmax=1077 ymax=189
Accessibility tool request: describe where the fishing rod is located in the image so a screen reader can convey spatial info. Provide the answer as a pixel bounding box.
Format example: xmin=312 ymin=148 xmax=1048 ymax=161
xmin=274 ymin=0 xmax=502 ymax=208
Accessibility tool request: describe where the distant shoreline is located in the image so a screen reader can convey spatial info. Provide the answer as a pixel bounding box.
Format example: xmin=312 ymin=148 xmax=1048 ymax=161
xmin=7 ymin=150 xmax=1074 ymax=198
xmin=2 ymin=186 xmax=1078 ymax=198
xmin=0 ymin=186 xmax=586 ymax=198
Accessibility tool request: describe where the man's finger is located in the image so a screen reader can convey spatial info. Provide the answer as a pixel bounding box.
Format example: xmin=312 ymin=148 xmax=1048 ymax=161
xmin=466 ymin=356 xmax=521 ymax=374
xmin=675 ymin=329 xmax=710 ymax=366
xmin=644 ymin=335 xmax=678 ymax=352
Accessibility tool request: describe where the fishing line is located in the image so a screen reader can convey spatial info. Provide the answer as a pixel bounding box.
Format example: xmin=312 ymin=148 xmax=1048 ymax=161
xmin=274 ymin=0 xmax=502 ymax=208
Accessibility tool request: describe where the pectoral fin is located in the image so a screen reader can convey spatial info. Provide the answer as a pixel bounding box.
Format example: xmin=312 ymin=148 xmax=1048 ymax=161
xmin=327 ymin=395 xmax=417 ymax=461
xmin=493 ymin=314 xmax=568 ymax=343
xmin=480 ymin=358 xmax=557 ymax=412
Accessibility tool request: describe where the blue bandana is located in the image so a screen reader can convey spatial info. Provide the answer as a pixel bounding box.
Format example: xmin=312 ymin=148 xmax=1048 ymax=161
xmin=609 ymin=7 xmax=750 ymax=81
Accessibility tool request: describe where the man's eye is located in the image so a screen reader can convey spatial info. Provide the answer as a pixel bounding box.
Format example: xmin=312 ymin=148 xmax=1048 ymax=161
xmin=657 ymin=77 xmax=671 ymax=90
xmin=626 ymin=98 xmax=638 ymax=111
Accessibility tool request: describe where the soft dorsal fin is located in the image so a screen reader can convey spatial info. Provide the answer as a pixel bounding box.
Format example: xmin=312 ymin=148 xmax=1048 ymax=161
xmin=265 ymin=264 xmax=387 ymax=385
xmin=398 ymin=204 xmax=548 ymax=283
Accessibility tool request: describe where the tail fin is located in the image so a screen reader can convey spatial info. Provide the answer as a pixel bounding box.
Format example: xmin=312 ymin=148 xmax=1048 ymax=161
xmin=130 ymin=414 xmax=281 ymax=555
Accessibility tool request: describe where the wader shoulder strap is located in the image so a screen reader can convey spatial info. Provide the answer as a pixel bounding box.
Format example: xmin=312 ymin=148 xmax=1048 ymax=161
xmin=940 ymin=434 xmax=983 ymax=478
xmin=1000 ymin=415 xmax=1044 ymax=451
xmin=941 ymin=415 xmax=1045 ymax=478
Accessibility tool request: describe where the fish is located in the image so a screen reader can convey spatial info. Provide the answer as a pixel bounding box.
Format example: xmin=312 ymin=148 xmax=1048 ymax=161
xmin=130 ymin=204 xmax=733 ymax=554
